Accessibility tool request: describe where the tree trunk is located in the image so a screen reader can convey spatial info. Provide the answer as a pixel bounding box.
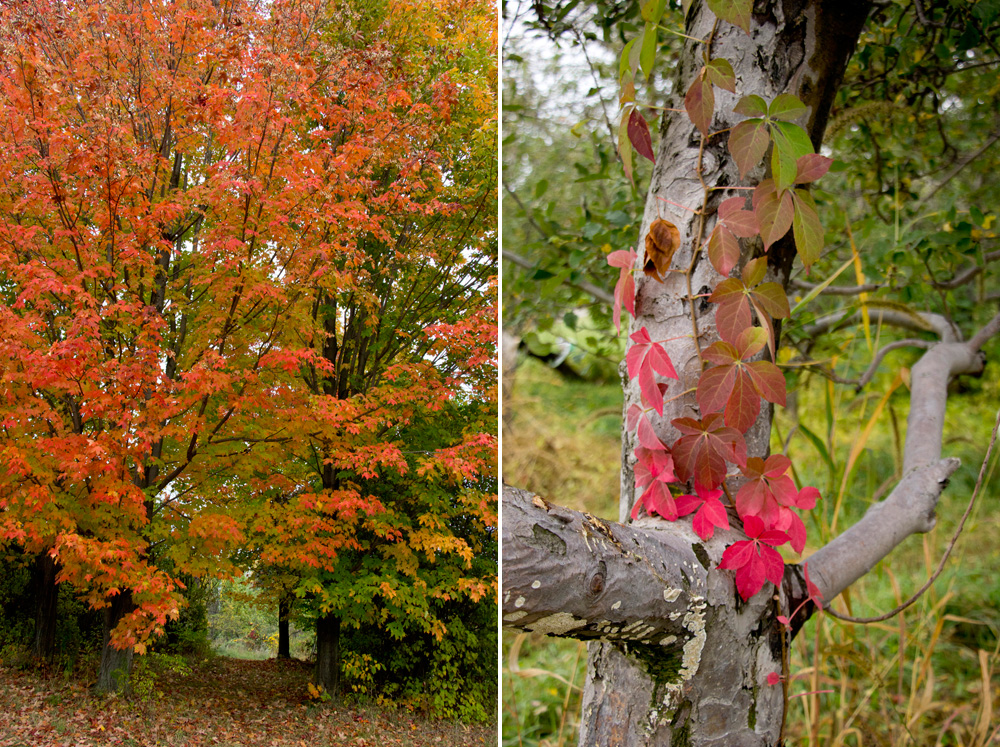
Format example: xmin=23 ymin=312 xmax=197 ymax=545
xmin=278 ymin=596 xmax=291 ymax=659
xmin=96 ymin=590 xmax=136 ymax=693
xmin=578 ymin=1 xmax=868 ymax=742
xmin=32 ymin=552 xmax=59 ymax=663
xmin=315 ymin=612 xmax=341 ymax=695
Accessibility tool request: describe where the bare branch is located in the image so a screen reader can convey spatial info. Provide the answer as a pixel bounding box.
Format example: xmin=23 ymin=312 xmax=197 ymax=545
xmin=855 ymin=338 xmax=934 ymax=390
xmin=931 ymin=249 xmax=1000 ymax=290
xmin=502 ymin=248 xmax=615 ymax=305
xmin=804 ymin=306 xmax=960 ymax=342
xmin=796 ymin=311 xmax=1000 ymax=620
xmin=824 ymin=408 xmax=1000 ymax=623
xmin=790 ymin=278 xmax=884 ymax=296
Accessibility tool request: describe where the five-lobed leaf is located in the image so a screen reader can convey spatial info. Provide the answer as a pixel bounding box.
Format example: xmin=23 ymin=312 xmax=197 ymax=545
xmin=719 ymin=514 xmax=789 ymax=600
xmin=671 ymin=413 xmax=747 ymax=488
xmin=697 ymin=327 xmax=786 ymax=433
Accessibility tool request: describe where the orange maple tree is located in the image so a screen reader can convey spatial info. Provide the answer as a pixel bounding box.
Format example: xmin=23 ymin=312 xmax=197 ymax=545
xmin=0 ymin=0 xmax=497 ymax=693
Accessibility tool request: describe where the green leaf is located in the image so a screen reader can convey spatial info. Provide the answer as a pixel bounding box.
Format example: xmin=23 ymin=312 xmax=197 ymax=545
xmin=639 ymin=22 xmax=658 ymax=80
xmin=705 ymin=0 xmax=752 ymax=34
xmin=771 ymin=136 xmax=798 ymax=192
xmin=620 ymin=38 xmax=636 ymax=81
xmin=618 ymin=112 xmax=635 ymax=183
xmin=640 ymin=0 xmax=668 ymax=22
xmin=534 ymin=179 xmax=549 ymax=199
xmin=791 ymin=190 xmax=824 ymax=268
xmin=772 ymin=121 xmax=814 ymax=158
xmin=768 ymin=93 xmax=808 ymax=121
xmin=734 ymin=94 xmax=768 ymax=118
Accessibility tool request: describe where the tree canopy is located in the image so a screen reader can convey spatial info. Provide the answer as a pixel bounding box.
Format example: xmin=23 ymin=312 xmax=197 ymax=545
xmin=0 ymin=0 xmax=497 ymax=696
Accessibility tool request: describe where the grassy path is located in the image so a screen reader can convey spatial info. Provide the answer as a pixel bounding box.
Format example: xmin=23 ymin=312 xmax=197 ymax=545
xmin=0 ymin=658 xmax=495 ymax=747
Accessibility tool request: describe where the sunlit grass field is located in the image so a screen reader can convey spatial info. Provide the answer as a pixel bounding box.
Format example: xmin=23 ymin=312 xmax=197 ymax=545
xmin=503 ymin=354 xmax=1000 ymax=747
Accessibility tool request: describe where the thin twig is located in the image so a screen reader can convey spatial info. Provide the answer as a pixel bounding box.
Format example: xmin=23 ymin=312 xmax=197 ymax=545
xmin=502 ymin=249 xmax=615 ymax=305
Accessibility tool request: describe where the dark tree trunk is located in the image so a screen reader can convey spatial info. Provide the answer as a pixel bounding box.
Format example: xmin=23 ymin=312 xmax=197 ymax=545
xmin=32 ymin=552 xmax=59 ymax=663
xmin=314 ymin=612 xmax=341 ymax=695
xmin=278 ymin=596 xmax=291 ymax=659
xmin=95 ymin=591 xmax=136 ymax=693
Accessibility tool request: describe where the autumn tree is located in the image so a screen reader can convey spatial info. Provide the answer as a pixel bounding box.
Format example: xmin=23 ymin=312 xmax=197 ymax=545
xmin=0 ymin=0 xmax=496 ymax=695
xmin=239 ymin=0 xmax=498 ymax=695
xmin=503 ymin=0 xmax=1000 ymax=744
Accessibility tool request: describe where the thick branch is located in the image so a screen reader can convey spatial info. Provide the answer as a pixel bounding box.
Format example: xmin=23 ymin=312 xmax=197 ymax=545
xmin=799 ymin=313 xmax=1000 ymax=609
xmin=502 ymin=485 xmax=708 ymax=647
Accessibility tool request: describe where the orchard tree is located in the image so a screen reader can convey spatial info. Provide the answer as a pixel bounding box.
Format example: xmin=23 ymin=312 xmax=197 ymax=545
xmin=502 ymin=0 xmax=1000 ymax=744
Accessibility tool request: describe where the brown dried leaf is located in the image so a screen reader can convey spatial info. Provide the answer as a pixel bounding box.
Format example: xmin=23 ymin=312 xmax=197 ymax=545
xmin=644 ymin=219 xmax=680 ymax=281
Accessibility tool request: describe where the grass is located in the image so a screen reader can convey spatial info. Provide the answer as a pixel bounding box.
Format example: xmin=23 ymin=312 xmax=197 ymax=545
xmin=0 ymin=656 xmax=497 ymax=747
xmin=502 ymin=351 xmax=1000 ymax=746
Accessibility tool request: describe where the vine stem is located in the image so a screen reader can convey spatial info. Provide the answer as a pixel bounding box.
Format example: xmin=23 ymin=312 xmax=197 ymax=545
xmin=684 ymin=17 xmax=720 ymax=368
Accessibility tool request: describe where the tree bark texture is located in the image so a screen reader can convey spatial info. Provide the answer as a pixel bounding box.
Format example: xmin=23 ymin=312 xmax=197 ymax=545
xmin=32 ymin=552 xmax=59 ymax=663
xmin=278 ymin=597 xmax=292 ymax=659
xmin=96 ymin=591 xmax=136 ymax=693
xmin=315 ymin=612 xmax=341 ymax=695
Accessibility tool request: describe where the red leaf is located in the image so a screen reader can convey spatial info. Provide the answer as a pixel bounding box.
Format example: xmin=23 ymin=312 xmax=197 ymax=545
xmin=767 ymin=671 xmax=782 ymax=685
xmin=685 ymin=73 xmax=714 ymax=138
xmin=697 ymin=328 xmax=784 ymax=433
xmin=718 ymin=196 xmax=758 ymax=238
xmin=753 ymin=179 xmax=794 ymax=250
xmin=707 ymin=224 xmax=741 ymax=277
xmin=626 ymin=327 xmax=679 ymax=415
xmin=795 ymin=153 xmax=833 ymax=184
xmin=675 ymin=483 xmax=730 ymax=540
xmin=671 ymin=413 xmax=747 ymax=488
xmin=632 ymin=447 xmax=678 ymax=521
xmin=608 ymin=249 xmax=637 ymax=335
xmin=628 ymin=108 xmax=656 ymax=164
xmin=719 ymin=514 xmax=789 ymax=600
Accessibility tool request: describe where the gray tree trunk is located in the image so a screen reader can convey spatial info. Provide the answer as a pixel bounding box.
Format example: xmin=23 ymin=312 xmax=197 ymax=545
xmin=499 ymin=0 xmax=989 ymax=744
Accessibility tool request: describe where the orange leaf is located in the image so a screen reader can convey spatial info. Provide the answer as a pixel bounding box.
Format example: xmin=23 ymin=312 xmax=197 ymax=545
xmin=644 ymin=219 xmax=680 ymax=281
